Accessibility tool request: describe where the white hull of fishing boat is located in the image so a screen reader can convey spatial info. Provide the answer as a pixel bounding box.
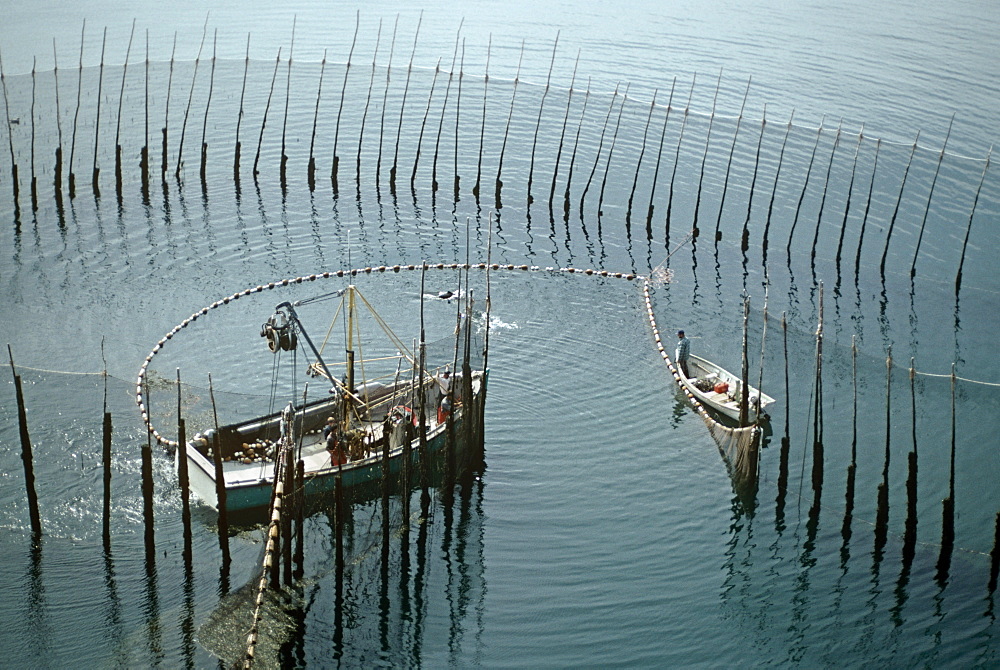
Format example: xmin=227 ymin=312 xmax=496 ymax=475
xmin=183 ymin=371 xmax=486 ymax=512
xmin=678 ymin=354 xmax=774 ymax=423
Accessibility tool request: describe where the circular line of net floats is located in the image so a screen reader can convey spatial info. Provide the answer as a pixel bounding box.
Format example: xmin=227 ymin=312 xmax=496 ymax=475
xmin=137 ymin=263 xmax=639 ymax=448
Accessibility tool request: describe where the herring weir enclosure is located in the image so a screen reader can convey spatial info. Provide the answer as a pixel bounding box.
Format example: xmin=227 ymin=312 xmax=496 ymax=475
xmin=2 ymin=1 xmax=1000 ymax=667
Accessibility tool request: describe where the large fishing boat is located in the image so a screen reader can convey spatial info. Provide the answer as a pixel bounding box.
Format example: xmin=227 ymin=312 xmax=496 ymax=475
xmin=677 ymin=354 xmax=774 ymax=424
xmin=182 ymin=284 xmax=488 ymax=512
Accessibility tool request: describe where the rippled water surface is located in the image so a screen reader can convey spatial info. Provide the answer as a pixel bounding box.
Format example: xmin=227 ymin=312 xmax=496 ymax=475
xmin=1 ymin=1 xmax=999 ymax=667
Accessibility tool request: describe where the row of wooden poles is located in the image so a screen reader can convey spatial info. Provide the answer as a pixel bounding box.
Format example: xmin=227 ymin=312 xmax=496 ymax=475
xmin=1 ymin=24 xmax=994 ymax=294
xmin=769 ymin=284 xmax=1000 ymax=595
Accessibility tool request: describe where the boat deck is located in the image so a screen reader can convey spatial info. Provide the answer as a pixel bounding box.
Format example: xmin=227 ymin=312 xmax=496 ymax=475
xmin=219 ymin=415 xmax=445 ymax=488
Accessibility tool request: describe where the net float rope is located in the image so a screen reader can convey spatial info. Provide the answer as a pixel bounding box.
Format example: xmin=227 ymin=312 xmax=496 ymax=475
xmin=135 ymin=262 xmax=637 ymax=447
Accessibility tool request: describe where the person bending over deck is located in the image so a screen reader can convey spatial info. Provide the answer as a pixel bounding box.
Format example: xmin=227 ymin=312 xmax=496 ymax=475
xmin=676 ymin=330 xmax=691 ymax=378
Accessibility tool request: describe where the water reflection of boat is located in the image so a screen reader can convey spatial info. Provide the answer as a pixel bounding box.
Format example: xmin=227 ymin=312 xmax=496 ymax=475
xmin=678 ymin=355 xmax=775 ymax=424
xmin=184 ymin=284 xmax=487 ymax=513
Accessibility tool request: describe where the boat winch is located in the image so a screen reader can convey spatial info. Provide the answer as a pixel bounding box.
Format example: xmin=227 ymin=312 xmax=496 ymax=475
xmin=260 ymin=310 xmax=298 ymax=352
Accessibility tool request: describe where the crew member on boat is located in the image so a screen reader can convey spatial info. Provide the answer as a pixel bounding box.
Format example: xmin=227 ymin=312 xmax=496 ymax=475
xmin=323 ymin=416 xmax=347 ymax=466
xmin=436 ymin=368 xmax=453 ymax=423
xmin=676 ymin=330 xmax=691 ymax=378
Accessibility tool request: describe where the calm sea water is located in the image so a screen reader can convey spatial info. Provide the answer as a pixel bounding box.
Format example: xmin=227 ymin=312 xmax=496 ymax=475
xmin=1 ymin=1 xmax=999 ymax=667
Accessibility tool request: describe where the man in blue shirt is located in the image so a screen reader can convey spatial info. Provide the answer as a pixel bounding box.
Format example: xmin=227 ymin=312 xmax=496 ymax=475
xmin=676 ymin=330 xmax=691 ymax=378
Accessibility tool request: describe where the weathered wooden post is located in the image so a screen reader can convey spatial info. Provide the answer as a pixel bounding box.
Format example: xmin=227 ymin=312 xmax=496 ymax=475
xmin=208 ymin=374 xmax=231 ymax=566
xmin=141 ymin=382 xmax=156 ymax=557
xmin=936 ymin=364 xmax=957 ymax=583
xmin=911 ymin=114 xmax=954 ymax=278
xmin=526 ymin=32 xmax=559 ymax=205
xmin=8 ymin=347 xmax=42 ymax=536
xmin=713 ymin=77 xmax=751 ymax=242
xmin=809 ymin=119 xmax=843 ymax=264
xmin=234 ymin=34 xmax=249 ymax=183
xmin=786 ymin=116 xmax=826 ymax=260
xmin=332 ymin=12 xmax=360 ymax=193
xmin=177 ymin=400 xmax=192 ymax=567
xmin=495 ymin=43 xmax=525 ymax=206
xmin=762 ymin=110 xmax=794 ymax=261
xmin=874 ymin=348 xmax=891 ymax=558
xmin=879 ymin=132 xmax=919 ymax=276
xmin=200 ymin=30 xmax=218 ymax=188
xmin=692 ymin=70 xmax=722 ymax=238
xmin=854 ymin=138 xmax=881 ymax=277
xmin=741 ymin=106 xmax=767 ymax=252
xmin=955 ymin=146 xmax=992 ymax=296
xmin=626 ymin=86 xmax=657 ymax=227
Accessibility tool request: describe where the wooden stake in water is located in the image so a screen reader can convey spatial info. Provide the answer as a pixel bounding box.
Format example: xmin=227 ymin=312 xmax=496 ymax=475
xmin=100 ymin=356 xmax=112 ymax=549
xmin=596 ymin=82 xmax=630 ymax=220
xmin=208 ymin=374 xmax=231 ymax=567
xmin=280 ymin=19 xmax=296 ymax=190
xmin=786 ymin=116 xmax=826 ymax=260
xmin=473 ymin=33 xmax=490 ymax=200
xmin=234 ymin=34 xmax=249 ymax=183
xmin=141 ymin=382 xmax=156 ymax=555
xmin=454 ymin=40 xmax=465 ymax=199
xmin=692 ymin=69 xmax=723 ymax=238
xmin=253 ymin=48 xmax=282 ymax=179
xmin=665 ymin=76 xmax=695 ymax=240
xmin=527 ymin=32 xmax=560 ymax=206
xmin=307 ymin=48 xmax=327 ymax=191
xmin=52 ymin=39 xmax=65 ymax=197
xmin=0 ymin=46 xmax=22 ymax=215
xmin=357 ymin=20 xmax=384 ymax=188
xmin=92 ymin=28 xmax=107 ymax=197
xmin=811 ymin=284 xmax=824 ymax=494
xmin=200 ymin=30 xmax=218 ymax=188
xmin=332 ymin=11 xmax=360 ymax=192
xmin=376 ymin=16 xmax=399 ymax=186
xmin=114 ymin=21 xmax=137 ymax=198
xmin=809 ymin=118 xmax=844 ymax=264
xmin=418 ymin=264 xmax=430 ymax=510
xmin=740 ymin=106 xmax=767 ymax=252
xmin=879 ymin=131 xmax=920 ymax=276
xmin=714 ymin=76 xmax=752 ymax=243
xmin=626 ymin=87 xmax=658 ymax=227
xmin=841 ymin=335 xmax=858 ymax=543
xmin=392 ymin=12 xmax=422 ymax=192
xmin=854 ymin=138 xmax=881 ymax=277
xmin=412 ymin=57 xmax=442 ymax=190
xmin=578 ymin=80 xmax=619 ymax=213
xmin=431 ymin=23 xmax=462 ymax=194
xmin=775 ymin=313 xmax=790 ymax=519
xmin=140 ymin=32 xmax=149 ymax=197
xmin=910 ymin=114 xmax=955 ymax=278
xmin=955 ymin=146 xmax=992 ymax=296
xmin=29 ymin=58 xmax=37 ymax=210
xmin=989 ymin=511 xmax=1000 ymax=594
xmin=495 ymin=42 xmax=524 ymax=206
xmin=177 ymin=369 xmax=192 ymax=566
xmin=563 ymin=77 xmax=591 ymax=216
xmin=68 ymin=19 xmax=85 ymax=198
xmin=176 ymin=17 xmax=210 ymax=180
xmin=644 ymin=77 xmax=675 ymax=231
xmin=902 ymin=359 xmax=918 ymax=565
xmin=874 ymin=348 xmax=892 ymax=555
xmin=762 ymin=110 xmax=794 ymax=261
xmin=550 ymin=51 xmax=580 ymax=215
xmin=8 ymin=346 xmax=41 ymax=536
xmin=162 ymin=33 xmax=177 ymax=183
xmin=834 ymin=125 xmax=865 ymax=269
xmin=936 ymin=364 xmax=957 ymax=582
